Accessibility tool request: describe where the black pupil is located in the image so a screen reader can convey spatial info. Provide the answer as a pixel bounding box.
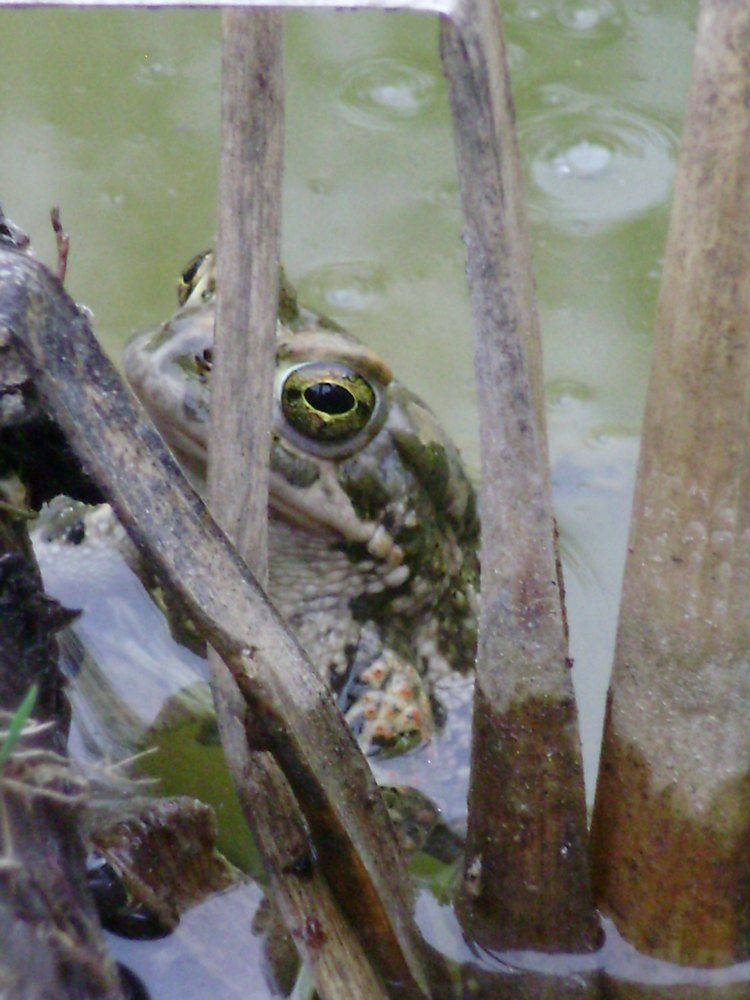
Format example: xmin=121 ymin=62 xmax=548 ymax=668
xmin=304 ymin=382 xmax=355 ymax=415
xmin=182 ymin=259 xmax=201 ymax=285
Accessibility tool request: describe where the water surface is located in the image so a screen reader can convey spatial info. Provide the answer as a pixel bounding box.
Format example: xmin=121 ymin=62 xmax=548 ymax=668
xmin=1 ymin=1 xmax=698 ymax=991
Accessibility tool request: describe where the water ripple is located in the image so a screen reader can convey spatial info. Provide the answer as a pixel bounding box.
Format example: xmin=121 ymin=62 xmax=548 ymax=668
xmin=506 ymin=0 xmax=626 ymax=41
xmin=336 ymin=57 xmax=437 ymax=132
xmin=554 ymin=0 xmax=626 ymax=38
xmin=547 ymin=378 xmax=595 ymax=412
xmin=299 ymin=259 xmax=387 ymax=315
xmin=520 ymin=88 xmax=679 ymax=231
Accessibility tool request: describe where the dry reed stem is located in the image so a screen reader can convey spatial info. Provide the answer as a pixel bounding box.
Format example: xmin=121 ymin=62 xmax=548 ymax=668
xmin=592 ymin=0 xmax=750 ymax=968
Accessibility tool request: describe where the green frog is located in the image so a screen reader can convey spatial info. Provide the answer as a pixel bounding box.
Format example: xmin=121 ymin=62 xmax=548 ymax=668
xmin=123 ymin=252 xmax=479 ymax=757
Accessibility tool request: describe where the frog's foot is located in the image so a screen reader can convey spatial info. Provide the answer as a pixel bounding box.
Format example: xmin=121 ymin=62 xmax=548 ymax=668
xmin=34 ymin=497 xmax=141 ymax=569
xmin=344 ymin=658 xmax=434 ymax=756
xmin=379 ymin=784 xmax=464 ymax=861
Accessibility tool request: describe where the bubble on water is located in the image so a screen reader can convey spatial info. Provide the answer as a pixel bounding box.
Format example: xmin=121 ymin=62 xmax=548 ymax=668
xmin=520 ymin=90 xmax=679 ymax=232
xmin=515 ymin=2 xmax=551 ymax=22
xmin=506 ymin=0 xmax=625 ymax=42
xmin=565 ymin=6 xmax=600 ymax=29
xmin=135 ymin=57 xmax=174 ymax=85
xmin=299 ymin=260 xmax=386 ymax=315
xmin=101 ymin=191 xmax=125 ymax=208
xmin=555 ymin=0 xmax=625 ymax=37
xmin=337 ymin=57 xmax=437 ymax=132
xmin=553 ymin=140 xmax=612 ymax=179
xmin=506 ymin=42 xmax=529 ymax=76
xmin=586 ymin=423 xmax=639 ymax=448
xmin=546 ymin=379 xmax=595 ymax=411
xmin=422 ymin=177 xmax=461 ymax=213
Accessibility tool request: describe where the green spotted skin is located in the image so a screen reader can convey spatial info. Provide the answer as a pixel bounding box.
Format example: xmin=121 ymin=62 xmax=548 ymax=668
xmin=124 ymin=252 xmax=479 ymax=756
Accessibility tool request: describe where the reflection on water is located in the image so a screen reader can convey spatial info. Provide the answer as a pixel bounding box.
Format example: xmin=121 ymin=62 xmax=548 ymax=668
xmin=371 ymin=674 xmax=475 ymax=830
xmin=417 ymin=906 xmax=750 ymax=988
xmin=1 ymin=0 xmax=700 ymax=992
xmin=107 ymin=883 xmax=273 ymax=1000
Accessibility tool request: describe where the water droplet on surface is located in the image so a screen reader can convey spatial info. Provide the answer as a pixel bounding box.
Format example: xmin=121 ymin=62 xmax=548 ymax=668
xmin=585 ymin=423 xmax=638 ymax=447
xmin=299 ymin=260 xmax=387 ymax=316
xmin=520 ymin=90 xmax=679 ymax=231
xmin=337 ymin=58 xmax=436 ymax=132
xmin=546 ymin=378 xmax=595 ymax=411
xmin=553 ymin=140 xmax=612 ymax=179
xmin=555 ymin=0 xmax=625 ymax=37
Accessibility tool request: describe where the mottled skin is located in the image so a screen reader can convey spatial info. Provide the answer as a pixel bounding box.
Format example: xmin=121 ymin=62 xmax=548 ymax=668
xmin=124 ymin=253 xmax=479 ymax=756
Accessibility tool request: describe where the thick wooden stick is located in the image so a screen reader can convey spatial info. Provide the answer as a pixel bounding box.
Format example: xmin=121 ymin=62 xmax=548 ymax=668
xmin=208 ymin=12 xmax=396 ymax=998
xmin=441 ymin=0 xmax=597 ymax=958
xmin=211 ymin=9 xmax=282 ymax=573
xmin=591 ymin=0 xmax=750 ymax=968
xmin=0 ymin=247 xmax=431 ymax=999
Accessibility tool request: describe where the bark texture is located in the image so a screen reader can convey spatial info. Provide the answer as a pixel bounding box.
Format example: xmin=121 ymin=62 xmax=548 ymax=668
xmin=0 ymin=516 xmax=124 ymax=999
xmin=207 ymin=15 xmax=451 ymax=997
xmin=592 ymin=0 xmax=750 ymax=969
xmin=441 ymin=0 xmax=597 ymax=959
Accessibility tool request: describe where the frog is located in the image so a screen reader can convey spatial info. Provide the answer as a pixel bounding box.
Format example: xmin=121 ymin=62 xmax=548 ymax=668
xmin=123 ymin=251 xmax=479 ymax=758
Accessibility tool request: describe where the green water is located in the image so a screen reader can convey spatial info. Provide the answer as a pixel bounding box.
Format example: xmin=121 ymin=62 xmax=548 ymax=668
xmin=1 ymin=1 xmax=697 ymax=988
xmin=0 ymin=1 xmax=695 ymax=795
xmin=0 ymin=0 xmax=696 ymax=916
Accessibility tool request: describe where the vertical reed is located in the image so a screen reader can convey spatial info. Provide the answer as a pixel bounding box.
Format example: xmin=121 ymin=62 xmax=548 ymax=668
xmin=209 ymin=12 xmax=432 ymax=997
xmin=592 ymin=0 xmax=750 ymax=971
xmin=441 ymin=0 xmax=598 ymax=965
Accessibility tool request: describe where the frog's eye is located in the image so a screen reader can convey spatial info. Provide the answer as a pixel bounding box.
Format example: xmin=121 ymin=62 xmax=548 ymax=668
xmin=280 ymin=363 xmax=377 ymax=443
xmin=177 ymin=251 xmax=214 ymax=307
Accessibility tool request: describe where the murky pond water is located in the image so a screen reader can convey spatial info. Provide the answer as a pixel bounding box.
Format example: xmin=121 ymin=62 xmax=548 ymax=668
xmin=1 ymin=0 xmax=697 ymax=992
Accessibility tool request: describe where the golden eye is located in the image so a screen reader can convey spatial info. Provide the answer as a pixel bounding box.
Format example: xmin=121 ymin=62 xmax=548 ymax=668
xmin=177 ymin=251 xmax=214 ymax=307
xmin=281 ymin=363 xmax=377 ymax=442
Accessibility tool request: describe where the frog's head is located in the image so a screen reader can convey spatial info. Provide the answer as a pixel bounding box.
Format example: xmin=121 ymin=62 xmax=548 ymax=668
xmin=125 ymin=252 xmax=479 ymax=749
xmin=124 ymin=253 xmax=478 ymax=585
